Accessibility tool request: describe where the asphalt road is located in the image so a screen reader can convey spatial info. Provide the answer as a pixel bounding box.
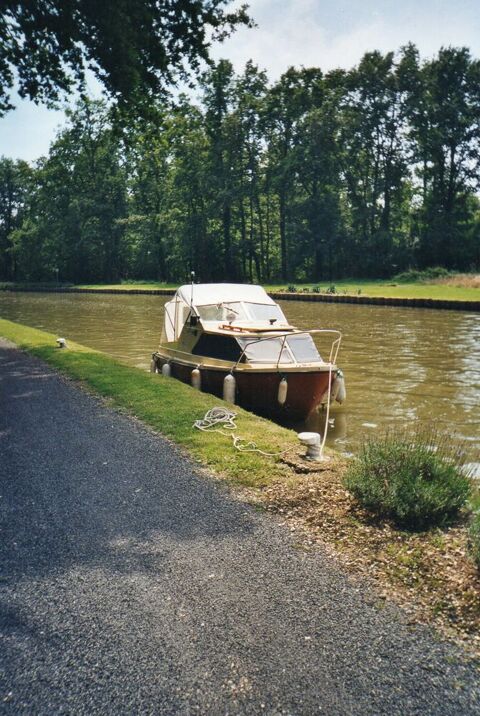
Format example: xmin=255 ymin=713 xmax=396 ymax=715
xmin=0 ymin=341 xmax=479 ymax=715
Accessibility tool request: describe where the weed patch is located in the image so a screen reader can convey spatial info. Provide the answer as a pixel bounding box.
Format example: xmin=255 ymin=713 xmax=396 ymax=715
xmin=343 ymin=430 xmax=471 ymax=530
xmin=393 ymin=267 xmax=452 ymax=283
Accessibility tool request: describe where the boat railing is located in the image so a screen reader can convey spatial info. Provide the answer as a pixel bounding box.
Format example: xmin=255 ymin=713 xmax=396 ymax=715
xmin=231 ymin=329 xmax=342 ymax=372
xmin=158 ymin=328 xmax=342 ymax=371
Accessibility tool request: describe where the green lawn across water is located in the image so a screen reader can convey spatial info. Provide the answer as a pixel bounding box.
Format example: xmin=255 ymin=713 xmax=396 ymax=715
xmin=76 ymin=278 xmax=479 ymax=302
xmin=77 ymin=281 xmax=178 ymax=291
xmin=1 ymin=277 xmax=479 ymax=302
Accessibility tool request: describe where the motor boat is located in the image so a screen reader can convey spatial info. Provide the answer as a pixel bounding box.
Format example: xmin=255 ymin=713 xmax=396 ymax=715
xmin=151 ymin=283 xmax=345 ymax=421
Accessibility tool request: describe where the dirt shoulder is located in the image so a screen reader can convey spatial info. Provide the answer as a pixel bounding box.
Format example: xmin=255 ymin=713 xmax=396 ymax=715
xmin=256 ymin=452 xmax=480 ymax=656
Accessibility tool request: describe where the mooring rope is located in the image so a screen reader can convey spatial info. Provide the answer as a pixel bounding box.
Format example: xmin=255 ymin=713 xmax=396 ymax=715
xmin=193 ymin=407 xmax=290 ymax=457
xmin=193 ymin=406 xmax=238 ymax=432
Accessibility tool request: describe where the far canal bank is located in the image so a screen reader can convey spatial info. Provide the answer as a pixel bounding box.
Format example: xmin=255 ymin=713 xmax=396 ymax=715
xmin=1 ymin=283 xmax=479 ymax=311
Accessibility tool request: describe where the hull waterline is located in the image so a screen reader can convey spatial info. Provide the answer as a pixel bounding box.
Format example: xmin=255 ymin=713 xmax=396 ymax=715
xmin=152 ymin=353 xmax=332 ymax=421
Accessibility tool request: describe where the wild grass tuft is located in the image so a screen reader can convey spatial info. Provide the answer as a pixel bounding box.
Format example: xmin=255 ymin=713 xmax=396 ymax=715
xmin=343 ymin=429 xmax=471 ymax=530
xmin=392 ymin=267 xmax=451 ymax=283
xmin=432 ymin=273 xmax=480 ymax=289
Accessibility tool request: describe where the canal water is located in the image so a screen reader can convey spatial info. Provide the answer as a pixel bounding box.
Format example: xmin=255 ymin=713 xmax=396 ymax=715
xmin=1 ymin=291 xmax=479 ymax=470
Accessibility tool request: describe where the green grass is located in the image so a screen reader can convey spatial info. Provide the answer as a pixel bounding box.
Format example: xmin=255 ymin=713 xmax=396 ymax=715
xmin=265 ymin=280 xmax=479 ymax=302
xmin=0 ymin=281 xmax=73 ymax=290
xmin=78 ymin=278 xmax=478 ymax=301
xmin=0 ymin=318 xmax=299 ymax=489
xmin=76 ymin=280 xmax=178 ymax=291
xmin=2 ymin=277 xmax=479 ymax=301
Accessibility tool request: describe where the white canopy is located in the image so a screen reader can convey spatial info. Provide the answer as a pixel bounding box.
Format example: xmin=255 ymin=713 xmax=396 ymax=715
xmin=176 ymin=283 xmax=276 ymax=308
xmin=163 ymin=283 xmax=279 ymax=342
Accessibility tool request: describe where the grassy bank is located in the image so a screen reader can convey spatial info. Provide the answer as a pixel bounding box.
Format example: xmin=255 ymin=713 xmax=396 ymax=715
xmin=1 ymin=277 xmax=479 ymax=302
xmin=1 ymin=317 xmax=479 ymax=651
xmin=0 ymin=318 xmax=298 ymax=489
xmin=80 ymin=276 xmax=480 ymax=301
xmin=77 ymin=281 xmax=178 ymax=291
xmin=266 ymin=279 xmax=480 ymax=302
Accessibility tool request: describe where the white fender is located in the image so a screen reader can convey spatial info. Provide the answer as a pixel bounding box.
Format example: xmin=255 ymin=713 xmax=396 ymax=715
xmin=191 ymin=367 xmax=201 ymax=390
xmin=161 ymin=362 xmax=171 ymax=377
xmin=332 ymin=369 xmax=346 ymax=404
xmin=223 ymin=373 xmax=236 ymax=403
xmin=150 ymin=358 xmax=157 ymax=373
xmin=277 ymin=377 xmax=288 ymax=406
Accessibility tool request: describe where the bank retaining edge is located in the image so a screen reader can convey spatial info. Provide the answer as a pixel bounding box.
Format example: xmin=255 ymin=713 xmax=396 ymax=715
xmin=1 ymin=285 xmax=479 ymax=311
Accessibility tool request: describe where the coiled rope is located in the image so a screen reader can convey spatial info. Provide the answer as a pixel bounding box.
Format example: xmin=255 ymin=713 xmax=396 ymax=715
xmin=193 ymin=407 xmax=290 ymax=457
xmin=193 ymin=407 xmax=238 ymax=432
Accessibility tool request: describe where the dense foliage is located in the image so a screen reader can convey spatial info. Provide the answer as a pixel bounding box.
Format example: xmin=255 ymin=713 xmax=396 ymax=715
xmin=343 ymin=430 xmax=471 ymax=530
xmin=1 ymin=45 xmax=479 ymax=284
xmin=0 ymin=0 xmax=251 ymax=114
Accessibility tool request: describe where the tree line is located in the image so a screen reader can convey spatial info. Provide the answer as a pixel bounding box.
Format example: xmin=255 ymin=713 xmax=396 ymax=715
xmin=1 ymin=44 xmax=479 ymax=285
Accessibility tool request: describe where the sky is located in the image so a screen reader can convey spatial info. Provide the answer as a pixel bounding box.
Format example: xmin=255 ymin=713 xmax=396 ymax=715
xmin=1 ymin=0 xmax=479 ymax=163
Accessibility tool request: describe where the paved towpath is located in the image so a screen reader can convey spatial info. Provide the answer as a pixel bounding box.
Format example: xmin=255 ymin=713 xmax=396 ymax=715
xmin=0 ymin=341 xmax=479 ymax=715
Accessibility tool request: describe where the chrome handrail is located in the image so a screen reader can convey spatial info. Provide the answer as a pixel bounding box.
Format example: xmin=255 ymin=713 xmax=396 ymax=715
xmin=158 ymin=328 xmax=342 ymax=372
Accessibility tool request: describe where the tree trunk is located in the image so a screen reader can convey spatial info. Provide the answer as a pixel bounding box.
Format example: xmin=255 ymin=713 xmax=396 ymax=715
xmin=279 ymin=191 xmax=288 ymax=280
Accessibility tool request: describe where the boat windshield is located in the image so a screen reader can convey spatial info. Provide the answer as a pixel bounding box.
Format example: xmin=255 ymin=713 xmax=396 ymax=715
xmin=197 ymin=301 xmax=285 ymax=323
xmin=244 ymin=303 xmax=285 ymax=322
xmin=237 ymin=333 xmax=321 ymax=364
xmin=197 ymin=302 xmax=247 ymax=321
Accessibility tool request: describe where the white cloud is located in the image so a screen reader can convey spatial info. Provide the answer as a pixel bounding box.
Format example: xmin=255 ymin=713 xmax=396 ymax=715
xmin=211 ymin=0 xmax=480 ymax=77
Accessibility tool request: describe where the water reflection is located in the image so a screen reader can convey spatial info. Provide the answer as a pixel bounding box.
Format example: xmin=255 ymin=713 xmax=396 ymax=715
xmin=0 ymin=291 xmax=478 ymax=464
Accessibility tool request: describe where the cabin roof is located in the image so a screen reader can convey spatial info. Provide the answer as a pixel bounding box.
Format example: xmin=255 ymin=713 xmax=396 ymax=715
xmin=175 ymin=283 xmax=276 ymax=307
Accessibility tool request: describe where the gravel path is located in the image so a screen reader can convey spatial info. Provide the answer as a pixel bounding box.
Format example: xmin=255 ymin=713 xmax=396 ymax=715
xmin=0 ymin=341 xmax=479 ymax=715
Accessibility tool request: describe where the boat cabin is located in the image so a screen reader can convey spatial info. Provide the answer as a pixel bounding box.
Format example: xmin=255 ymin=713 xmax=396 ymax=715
xmin=162 ymin=283 xmax=323 ymax=366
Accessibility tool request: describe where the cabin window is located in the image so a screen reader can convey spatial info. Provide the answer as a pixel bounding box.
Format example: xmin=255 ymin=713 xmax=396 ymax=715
xmin=192 ymin=334 xmax=242 ymax=361
xmin=237 ymin=334 xmax=321 ymax=364
xmin=237 ymin=337 xmax=293 ymax=364
xmin=286 ymin=334 xmax=321 ymax=362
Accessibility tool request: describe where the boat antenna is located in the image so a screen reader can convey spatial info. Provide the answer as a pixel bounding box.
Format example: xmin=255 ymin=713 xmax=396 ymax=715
xmin=190 ymin=271 xmax=195 ymax=313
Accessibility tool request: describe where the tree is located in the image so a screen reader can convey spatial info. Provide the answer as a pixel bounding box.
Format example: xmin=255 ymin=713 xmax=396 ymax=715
xmin=121 ymin=107 xmax=172 ymax=280
xmin=4 ymin=46 xmax=480 ymax=284
xmin=264 ymin=67 xmax=324 ymax=280
xmin=296 ymin=100 xmax=343 ymax=280
xmin=167 ymin=99 xmax=215 ymax=280
xmin=0 ymin=157 xmax=31 ymax=279
xmin=399 ymin=45 xmax=480 ymax=269
xmin=13 ymin=98 xmax=127 ymax=282
xmin=231 ymin=61 xmax=269 ymax=281
xmin=0 ymin=0 xmax=252 ymax=114
xmin=340 ymin=51 xmax=410 ymax=276
xmin=201 ymin=59 xmax=237 ymax=278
